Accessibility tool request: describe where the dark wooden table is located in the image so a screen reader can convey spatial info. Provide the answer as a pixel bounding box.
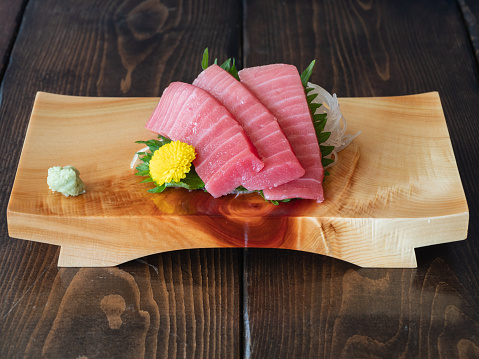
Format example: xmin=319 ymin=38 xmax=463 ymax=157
xmin=1 ymin=0 xmax=479 ymax=358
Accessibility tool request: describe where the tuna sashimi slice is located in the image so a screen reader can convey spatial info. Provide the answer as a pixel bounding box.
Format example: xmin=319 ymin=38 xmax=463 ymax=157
xmin=239 ymin=64 xmax=324 ymax=202
xmin=145 ymin=82 xmax=264 ymax=198
xmin=193 ymin=64 xmax=304 ymax=190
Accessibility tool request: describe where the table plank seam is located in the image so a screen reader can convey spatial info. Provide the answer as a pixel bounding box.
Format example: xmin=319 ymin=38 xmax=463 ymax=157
xmin=457 ymin=0 xmax=479 ymax=75
xmin=0 ymin=0 xmax=30 ymax=94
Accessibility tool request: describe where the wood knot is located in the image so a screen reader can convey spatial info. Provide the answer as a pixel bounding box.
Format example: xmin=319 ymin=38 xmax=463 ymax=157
xmin=127 ymin=0 xmax=169 ymax=40
xmin=100 ymin=294 xmax=127 ymax=330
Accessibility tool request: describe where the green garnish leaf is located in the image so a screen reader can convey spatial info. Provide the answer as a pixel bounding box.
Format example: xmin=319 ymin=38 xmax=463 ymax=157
xmin=300 ymin=60 xmax=315 ymax=88
xmin=320 ymin=145 xmax=335 ymax=157
xmin=135 ymin=163 xmax=151 ymax=176
xmin=317 ymin=131 xmax=331 ymax=144
xmin=148 ymin=184 xmax=166 ymax=193
xmin=220 ymin=58 xmax=231 ymax=70
xmin=136 ymin=136 xmax=171 ymax=153
xmin=227 ymin=58 xmax=240 ymax=80
xmin=202 ymin=48 xmax=209 ymax=70
xmin=301 ymin=60 xmax=336 ymax=170
xmin=169 ymin=168 xmax=205 ymax=189
xmin=313 ymin=116 xmax=328 ymax=135
xmin=309 ymin=102 xmax=322 ymax=114
xmin=322 ymin=158 xmax=335 ymax=167
xmin=306 ymin=93 xmax=317 ymax=103
xmin=201 ymin=47 xmax=240 ymax=80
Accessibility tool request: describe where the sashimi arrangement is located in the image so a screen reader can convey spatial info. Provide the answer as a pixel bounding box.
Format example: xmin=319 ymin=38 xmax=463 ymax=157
xmin=134 ymin=49 xmax=358 ymax=204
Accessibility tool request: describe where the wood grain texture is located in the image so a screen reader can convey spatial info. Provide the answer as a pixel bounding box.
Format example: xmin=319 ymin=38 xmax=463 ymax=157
xmin=458 ymin=0 xmax=479 ymax=67
xmin=0 ymin=0 xmax=242 ymax=357
xmin=244 ymin=250 xmax=479 ymax=358
xmin=243 ymin=0 xmax=479 ymax=357
xmin=7 ymin=91 xmax=468 ymax=268
xmin=17 ymin=250 xmax=240 ymax=359
xmin=1 ymin=0 xmax=479 ymax=357
xmin=0 ymin=0 xmax=27 ymax=79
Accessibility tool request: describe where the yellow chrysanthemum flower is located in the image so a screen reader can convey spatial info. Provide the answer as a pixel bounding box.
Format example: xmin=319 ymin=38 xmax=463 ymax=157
xmin=149 ymin=141 xmax=196 ymax=186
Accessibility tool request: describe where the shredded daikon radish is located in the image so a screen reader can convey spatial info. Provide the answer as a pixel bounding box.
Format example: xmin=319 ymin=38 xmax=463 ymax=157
xmin=307 ymin=82 xmax=361 ymax=167
xmin=130 ymin=146 xmax=149 ymax=169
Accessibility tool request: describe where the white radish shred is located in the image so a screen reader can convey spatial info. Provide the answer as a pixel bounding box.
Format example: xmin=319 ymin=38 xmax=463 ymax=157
xmin=130 ymin=146 xmax=149 ymax=169
xmin=307 ymin=82 xmax=361 ymax=167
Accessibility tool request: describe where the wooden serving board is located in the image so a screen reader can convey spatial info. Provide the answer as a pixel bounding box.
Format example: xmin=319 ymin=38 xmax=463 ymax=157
xmin=7 ymin=92 xmax=468 ymax=268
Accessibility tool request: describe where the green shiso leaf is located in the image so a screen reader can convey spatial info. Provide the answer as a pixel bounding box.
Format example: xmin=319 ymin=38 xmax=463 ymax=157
xmin=220 ymin=57 xmax=240 ymax=80
xmin=220 ymin=58 xmax=231 ymax=70
xmin=322 ymin=158 xmax=335 ymax=167
xmin=306 ymin=93 xmax=318 ymax=103
xmin=301 ymin=60 xmax=336 ymax=170
xmin=313 ymin=115 xmax=327 ymax=135
xmin=202 ymin=48 xmax=209 ymax=70
xmin=135 ymin=163 xmax=150 ymax=176
xmin=148 ymin=184 xmax=166 ymax=193
xmin=136 ymin=136 xmax=170 ymax=153
xmin=300 ymin=60 xmax=315 ymax=88
xmin=320 ymin=145 xmax=335 ymax=157
xmin=166 ymin=168 xmax=205 ymax=190
xmin=308 ymin=102 xmax=322 ymax=114
xmin=317 ymin=131 xmax=331 ymax=144
xmin=201 ymin=47 xmax=240 ymax=80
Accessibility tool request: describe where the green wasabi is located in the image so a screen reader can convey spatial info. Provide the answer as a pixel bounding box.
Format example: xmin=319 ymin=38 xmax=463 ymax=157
xmin=47 ymin=166 xmax=86 ymax=197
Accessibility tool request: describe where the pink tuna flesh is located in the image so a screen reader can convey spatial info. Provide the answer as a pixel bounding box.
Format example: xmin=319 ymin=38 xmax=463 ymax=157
xmin=145 ymin=82 xmax=264 ymax=197
xmin=193 ymin=64 xmax=304 ymax=190
xmin=239 ymin=64 xmax=324 ymax=202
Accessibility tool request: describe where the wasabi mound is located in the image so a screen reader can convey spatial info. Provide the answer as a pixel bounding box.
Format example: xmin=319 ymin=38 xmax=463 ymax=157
xmin=47 ymin=166 xmax=86 ymax=197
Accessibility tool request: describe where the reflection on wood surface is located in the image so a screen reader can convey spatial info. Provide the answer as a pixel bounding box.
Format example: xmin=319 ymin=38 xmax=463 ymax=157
xmin=5 ymin=248 xmax=477 ymax=358
xmin=17 ymin=249 xmax=240 ymax=359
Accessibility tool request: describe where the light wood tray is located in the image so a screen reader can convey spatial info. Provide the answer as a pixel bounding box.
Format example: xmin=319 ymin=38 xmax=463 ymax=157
xmin=7 ymin=92 xmax=468 ymax=267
